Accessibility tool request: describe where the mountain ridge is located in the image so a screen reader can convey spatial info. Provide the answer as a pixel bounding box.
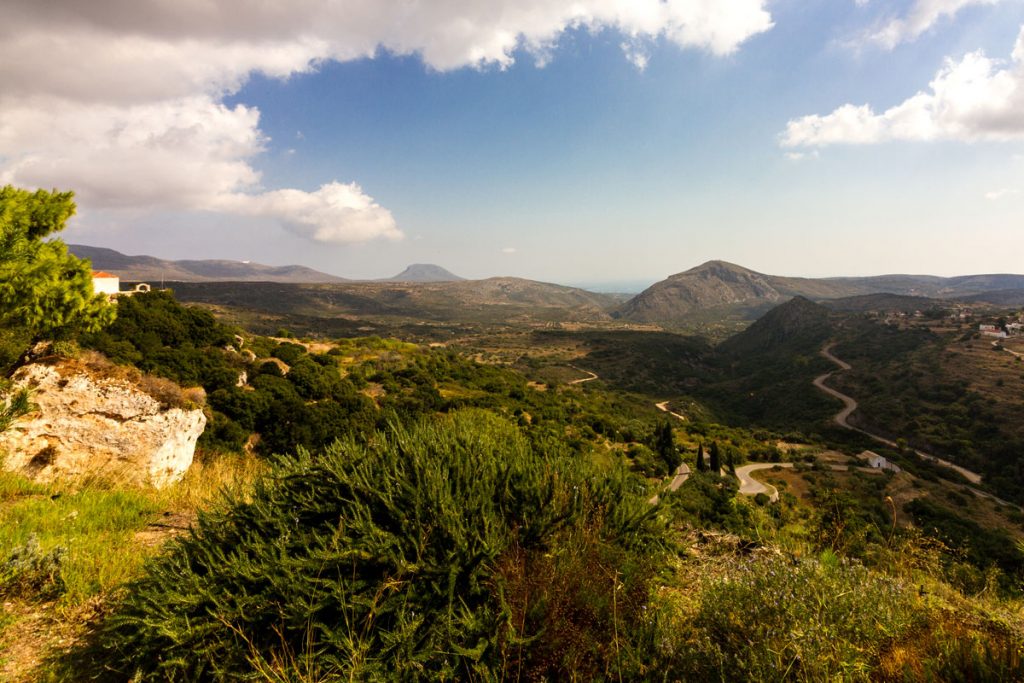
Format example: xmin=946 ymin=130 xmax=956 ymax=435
xmin=70 ymin=245 xmax=348 ymax=283
xmin=617 ymin=260 xmax=1024 ymax=326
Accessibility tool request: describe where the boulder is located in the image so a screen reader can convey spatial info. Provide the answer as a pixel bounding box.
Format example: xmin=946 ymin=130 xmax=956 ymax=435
xmin=0 ymin=362 xmax=206 ymax=488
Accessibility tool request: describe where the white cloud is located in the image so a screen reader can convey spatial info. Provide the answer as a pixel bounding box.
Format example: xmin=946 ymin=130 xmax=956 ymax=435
xmin=784 ymin=150 xmax=820 ymax=161
xmin=782 ymin=26 xmax=1024 ymax=147
xmin=865 ymin=0 xmax=1001 ymax=49
xmin=217 ymin=182 xmax=401 ymax=243
xmin=985 ymin=188 xmax=1020 ymax=199
xmin=0 ymin=1 xmax=773 ymax=244
xmin=502 ymin=247 xmax=518 ymax=254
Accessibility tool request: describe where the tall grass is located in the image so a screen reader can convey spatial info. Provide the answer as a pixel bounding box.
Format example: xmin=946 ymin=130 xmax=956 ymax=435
xmin=0 ymin=452 xmax=264 ymax=607
xmin=0 ymin=478 xmax=158 ymax=603
xmin=656 ymin=551 xmax=925 ymax=681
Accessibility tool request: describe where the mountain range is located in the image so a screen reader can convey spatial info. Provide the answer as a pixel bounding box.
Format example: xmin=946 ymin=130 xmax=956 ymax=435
xmin=69 ymin=245 xmax=464 ymax=284
xmin=71 ymin=246 xmax=1024 ymax=327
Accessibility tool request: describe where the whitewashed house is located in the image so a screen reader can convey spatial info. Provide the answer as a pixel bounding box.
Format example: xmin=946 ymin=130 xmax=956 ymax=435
xmin=859 ymin=450 xmax=901 ymax=473
xmin=91 ymin=272 xmax=152 ymax=298
xmin=980 ymin=324 xmax=1008 ymax=339
xmin=91 ymin=271 xmax=120 ymax=296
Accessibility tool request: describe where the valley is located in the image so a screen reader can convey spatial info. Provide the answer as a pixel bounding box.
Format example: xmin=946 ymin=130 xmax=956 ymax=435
xmin=4 ymin=239 xmax=1024 ymax=680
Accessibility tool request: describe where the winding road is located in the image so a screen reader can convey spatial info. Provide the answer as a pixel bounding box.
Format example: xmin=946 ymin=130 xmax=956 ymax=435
xmin=734 ymin=463 xmax=794 ymax=503
xmin=993 ymin=340 xmax=1024 ymax=359
xmin=655 ymin=401 xmax=688 ymax=422
xmin=814 ymin=344 xmax=984 ymax=486
xmin=568 ymin=367 xmax=599 ymax=385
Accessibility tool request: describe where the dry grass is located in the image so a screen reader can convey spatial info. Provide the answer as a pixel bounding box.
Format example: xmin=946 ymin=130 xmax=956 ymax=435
xmin=0 ymin=453 xmax=265 ymax=682
xmin=47 ymin=351 xmax=206 ymax=410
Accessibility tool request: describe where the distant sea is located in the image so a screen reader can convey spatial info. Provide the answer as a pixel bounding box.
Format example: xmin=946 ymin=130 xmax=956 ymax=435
xmin=563 ymin=280 xmax=657 ymax=294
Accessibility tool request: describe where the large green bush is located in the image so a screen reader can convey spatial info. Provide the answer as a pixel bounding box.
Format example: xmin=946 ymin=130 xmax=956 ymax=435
xmin=88 ymin=410 xmax=665 ymax=680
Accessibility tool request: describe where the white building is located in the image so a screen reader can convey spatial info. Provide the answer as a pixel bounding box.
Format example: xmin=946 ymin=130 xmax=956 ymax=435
xmin=92 ymin=271 xmax=120 ymax=296
xmin=859 ymin=450 xmax=901 ymax=473
xmin=980 ymin=324 xmax=1008 ymax=339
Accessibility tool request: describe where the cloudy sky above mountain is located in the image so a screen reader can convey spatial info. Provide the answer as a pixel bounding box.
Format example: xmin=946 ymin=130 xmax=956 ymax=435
xmin=2 ymin=0 xmax=1022 ymax=282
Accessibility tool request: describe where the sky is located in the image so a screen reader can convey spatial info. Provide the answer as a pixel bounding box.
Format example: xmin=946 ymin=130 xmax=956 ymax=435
xmin=2 ymin=0 xmax=1023 ymax=287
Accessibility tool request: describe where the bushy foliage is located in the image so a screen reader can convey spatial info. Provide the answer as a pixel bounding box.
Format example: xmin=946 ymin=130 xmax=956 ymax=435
xmin=662 ymin=552 xmax=921 ymax=681
xmin=907 ymin=498 xmax=1024 ymax=592
xmin=0 ymin=382 xmax=33 ymax=434
xmin=666 ymin=471 xmax=751 ymax=533
xmin=0 ymin=534 xmax=66 ymax=599
xmin=89 ymin=410 xmax=666 ymax=681
xmin=0 ymin=185 xmax=114 ymax=339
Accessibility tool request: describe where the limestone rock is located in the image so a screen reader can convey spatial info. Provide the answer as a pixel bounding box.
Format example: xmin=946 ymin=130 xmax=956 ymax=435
xmin=0 ymin=362 xmax=206 ymax=487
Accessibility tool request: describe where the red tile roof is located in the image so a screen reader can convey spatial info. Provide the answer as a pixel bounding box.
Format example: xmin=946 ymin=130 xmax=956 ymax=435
xmin=92 ymin=271 xmax=118 ymax=278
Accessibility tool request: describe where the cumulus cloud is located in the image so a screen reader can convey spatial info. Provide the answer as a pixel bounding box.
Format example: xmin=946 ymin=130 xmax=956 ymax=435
xmin=0 ymin=0 xmax=773 ymax=244
xmin=865 ymin=0 xmax=1001 ymax=49
xmin=985 ymin=188 xmax=1020 ymax=199
xmin=502 ymin=247 xmax=518 ymax=254
xmin=217 ymin=183 xmax=401 ymax=243
xmin=782 ymin=26 xmax=1024 ymax=147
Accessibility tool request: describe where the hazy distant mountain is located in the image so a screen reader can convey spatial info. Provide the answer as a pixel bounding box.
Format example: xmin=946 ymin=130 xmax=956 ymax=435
xmin=386 ymin=264 xmax=464 ymax=282
xmin=617 ymin=260 xmax=1024 ymax=326
xmin=823 ymin=293 xmax=947 ymax=314
xmin=69 ymin=245 xmax=347 ymax=283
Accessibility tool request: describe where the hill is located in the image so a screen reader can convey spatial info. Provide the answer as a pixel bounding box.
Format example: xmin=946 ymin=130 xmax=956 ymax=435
xmin=615 ymin=261 xmax=853 ymax=325
xmin=386 ymin=264 xmax=464 ymax=282
xmin=617 ymin=260 xmax=1024 ymax=326
xmin=823 ymin=293 xmax=949 ymax=314
xmin=717 ymin=296 xmax=833 ymax=357
xmin=168 ymin=277 xmax=620 ymax=329
xmin=68 ymin=245 xmax=347 ymax=283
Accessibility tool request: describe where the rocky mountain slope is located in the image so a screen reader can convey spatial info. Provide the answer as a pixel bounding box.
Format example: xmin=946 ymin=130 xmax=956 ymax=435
xmin=617 ymin=260 xmax=1024 ymax=326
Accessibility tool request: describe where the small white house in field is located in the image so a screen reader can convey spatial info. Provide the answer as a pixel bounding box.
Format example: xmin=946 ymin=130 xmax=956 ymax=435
xmin=979 ymin=324 xmax=1007 ymax=339
xmin=91 ymin=271 xmax=120 ymax=296
xmin=859 ymin=451 xmax=901 ymax=473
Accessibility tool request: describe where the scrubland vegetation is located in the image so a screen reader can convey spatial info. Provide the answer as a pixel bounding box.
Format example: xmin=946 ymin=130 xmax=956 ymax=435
xmin=4 ymin=192 xmax=1024 ymax=679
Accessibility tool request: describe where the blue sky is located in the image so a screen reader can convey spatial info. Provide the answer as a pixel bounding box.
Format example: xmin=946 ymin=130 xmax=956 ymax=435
xmin=2 ymin=1 xmax=1023 ymax=287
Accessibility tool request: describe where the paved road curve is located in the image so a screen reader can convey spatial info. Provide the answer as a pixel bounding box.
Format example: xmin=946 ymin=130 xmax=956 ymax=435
xmin=735 ymin=463 xmax=794 ymax=503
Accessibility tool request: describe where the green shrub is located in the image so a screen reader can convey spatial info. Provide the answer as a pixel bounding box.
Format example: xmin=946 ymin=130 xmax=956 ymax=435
xmin=0 ymin=484 xmax=158 ymax=604
xmin=665 ymin=553 xmax=921 ymax=681
xmin=87 ymin=410 xmax=665 ymax=681
xmin=50 ymin=339 xmax=81 ymax=359
xmin=0 ymin=534 xmax=66 ymax=599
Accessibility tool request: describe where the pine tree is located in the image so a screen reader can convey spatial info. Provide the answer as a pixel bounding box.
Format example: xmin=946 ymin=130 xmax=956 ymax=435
xmin=726 ymin=446 xmax=736 ymax=475
xmin=0 ymin=185 xmax=114 ymax=339
xmin=709 ymin=441 xmax=721 ymax=474
xmin=696 ymin=442 xmax=706 ymax=472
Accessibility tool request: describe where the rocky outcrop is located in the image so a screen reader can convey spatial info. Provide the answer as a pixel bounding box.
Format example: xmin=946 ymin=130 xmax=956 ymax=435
xmin=0 ymin=362 xmax=206 ymax=487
